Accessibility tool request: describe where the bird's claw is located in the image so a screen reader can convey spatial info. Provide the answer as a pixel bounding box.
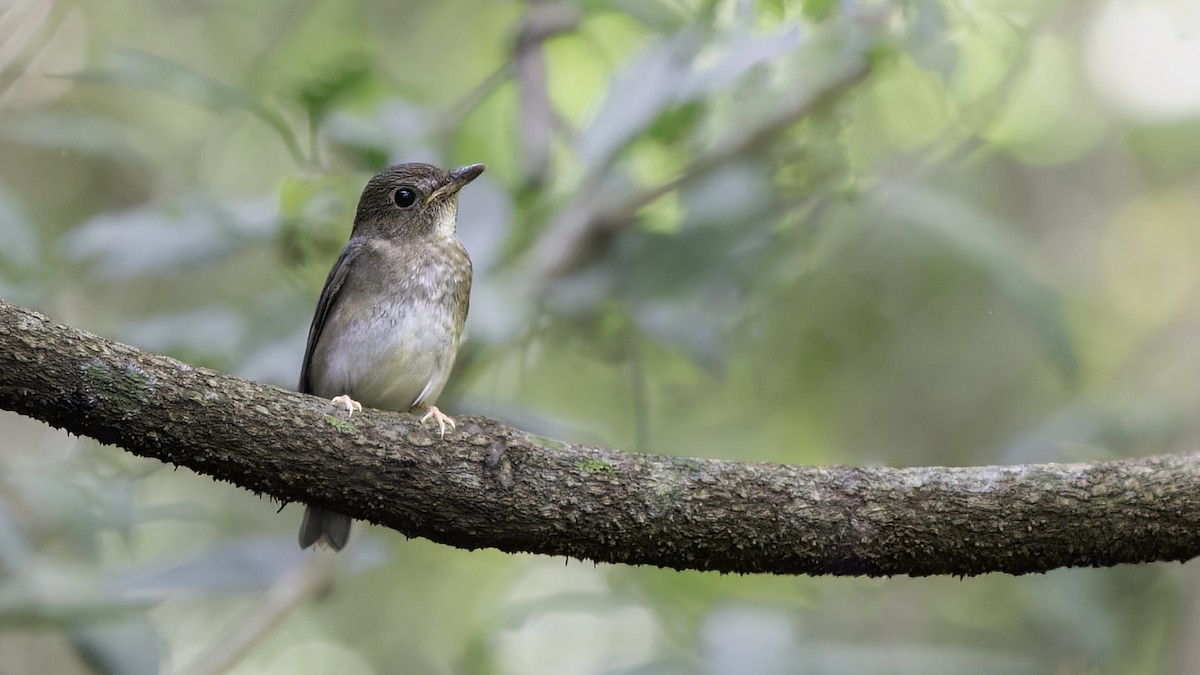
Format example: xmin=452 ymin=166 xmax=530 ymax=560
xmin=331 ymin=395 xmax=362 ymax=418
xmin=419 ymin=405 xmax=456 ymax=439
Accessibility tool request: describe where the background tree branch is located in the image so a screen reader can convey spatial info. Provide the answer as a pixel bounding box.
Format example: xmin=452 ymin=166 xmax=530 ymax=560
xmin=518 ymin=40 xmax=874 ymax=289
xmin=2 ymin=299 xmax=1198 ymax=577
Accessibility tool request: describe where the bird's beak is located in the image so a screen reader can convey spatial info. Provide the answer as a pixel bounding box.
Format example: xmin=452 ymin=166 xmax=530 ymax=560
xmin=425 ymin=163 xmax=486 ymax=205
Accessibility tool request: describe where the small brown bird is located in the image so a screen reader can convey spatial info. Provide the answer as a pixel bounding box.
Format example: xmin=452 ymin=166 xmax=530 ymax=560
xmin=297 ymin=162 xmax=484 ymax=550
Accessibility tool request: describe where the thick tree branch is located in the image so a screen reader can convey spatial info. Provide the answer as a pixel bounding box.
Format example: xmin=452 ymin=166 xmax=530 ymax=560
xmin=1 ymin=298 xmax=1198 ymax=577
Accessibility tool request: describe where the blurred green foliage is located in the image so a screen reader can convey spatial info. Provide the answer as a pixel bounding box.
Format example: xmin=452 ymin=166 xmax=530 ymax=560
xmin=3 ymin=0 xmax=1200 ymax=673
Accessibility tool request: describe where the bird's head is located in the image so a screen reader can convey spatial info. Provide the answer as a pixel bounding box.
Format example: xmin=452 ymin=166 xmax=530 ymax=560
xmin=352 ymin=162 xmax=485 ymax=240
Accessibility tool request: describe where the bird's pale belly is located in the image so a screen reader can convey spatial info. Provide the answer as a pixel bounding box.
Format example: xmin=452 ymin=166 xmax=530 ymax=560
xmin=309 ymin=298 xmax=460 ymax=412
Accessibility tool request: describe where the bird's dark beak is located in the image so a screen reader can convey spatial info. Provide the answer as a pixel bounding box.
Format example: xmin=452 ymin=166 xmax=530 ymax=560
xmin=450 ymin=163 xmax=486 ymax=185
xmin=426 ymin=163 xmax=486 ymax=205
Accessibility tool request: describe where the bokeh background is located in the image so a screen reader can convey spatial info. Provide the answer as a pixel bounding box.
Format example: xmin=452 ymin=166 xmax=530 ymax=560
xmin=3 ymin=0 xmax=1200 ymax=673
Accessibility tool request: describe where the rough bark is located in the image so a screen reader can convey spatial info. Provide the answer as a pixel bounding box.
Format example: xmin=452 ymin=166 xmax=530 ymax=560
xmin=1 ymin=299 xmax=1198 ymax=576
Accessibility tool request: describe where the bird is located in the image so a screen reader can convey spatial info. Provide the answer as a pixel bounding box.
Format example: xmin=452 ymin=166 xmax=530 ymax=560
xmin=296 ymin=162 xmax=484 ymax=551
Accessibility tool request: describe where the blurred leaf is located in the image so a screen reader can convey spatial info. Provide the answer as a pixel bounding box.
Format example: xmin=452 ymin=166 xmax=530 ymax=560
xmin=0 ymin=188 xmax=38 ymax=267
xmin=702 ymin=606 xmax=798 ymax=675
xmin=234 ymin=321 xmax=308 ymax=385
xmin=456 ymin=172 xmax=513 ymax=274
xmin=1021 ymin=570 xmax=1124 ymax=663
xmin=279 ymin=175 xmax=353 ymax=223
xmin=761 ymin=0 xmax=786 ymax=21
xmin=278 ymin=174 xmax=357 ymax=267
xmin=121 ymin=306 xmax=247 ymax=357
xmin=803 ymin=0 xmax=838 ymax=22
xmin=295 ymin=54 xmax=372 ymax=124
xmin=579 ymin=25 xmax=806 ymax=172
xmin=63 ymin=195 xmax=279 ymax=280
xmin=908 ymin=0 xmax=959 ymax=81
xmin=0 ymin=111 xmax=148 ymax=163
xmin=67 ymin=616 xmax=160 ymax=675
xmin=9 ymin=466 xmax=139 ymax=557
xmin=64 ymin=48 xmax=305 ymax=163
xmin=108 ymin=537 xmax=387 ymax=598
xmin=577 ymin=31 xmax=704 ymax=172
xmin=631 ymin=297 xmax=727 ymax=372
xmin=574 ymin=217 xmax=772 ymax=371
xmin=678 ymin=161 xmax=769 ymax=230
xmin=598 ymin=0 xmax=691 ymax=32
xmin=0 ymin=502 xmax=32 ymax=572
xmin=890 ymin=187 xmax=1079 ymax=381
xmin=0 ymin=560 xmax=145 ymax=625
xmin=645 ymin=101 xmax=704 ymax=143
xmin=677 ymin=27 xmax=804 ymax=100
xmin=324 ymin=99 xmax=438 ymax=168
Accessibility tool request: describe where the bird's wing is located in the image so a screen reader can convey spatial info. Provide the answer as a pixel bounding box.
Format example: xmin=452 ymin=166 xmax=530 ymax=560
xmin=298 ymin=238 xmax=366 ymax=395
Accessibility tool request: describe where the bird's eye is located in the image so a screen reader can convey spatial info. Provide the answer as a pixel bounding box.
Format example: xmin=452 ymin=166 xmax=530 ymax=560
xmin=393 ymin=188 xmax=418 ymax=208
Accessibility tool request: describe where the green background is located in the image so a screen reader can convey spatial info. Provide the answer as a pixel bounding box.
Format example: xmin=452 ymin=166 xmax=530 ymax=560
xmin=2 ymin=0 xmax=1199 ymax=673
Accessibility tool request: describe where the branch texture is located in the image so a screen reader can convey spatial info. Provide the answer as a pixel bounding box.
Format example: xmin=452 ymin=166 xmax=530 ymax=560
xmin=1 ymin=299 xmax=1198 ymax=577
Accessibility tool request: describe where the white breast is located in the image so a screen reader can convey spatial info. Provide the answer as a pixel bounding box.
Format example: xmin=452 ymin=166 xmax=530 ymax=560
xmin=311 ymin=297 xmax=460 ymax=410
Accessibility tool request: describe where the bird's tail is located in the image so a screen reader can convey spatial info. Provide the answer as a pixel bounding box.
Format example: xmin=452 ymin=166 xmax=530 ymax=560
xmin=299 ymin=505 xmax=352 ymax=550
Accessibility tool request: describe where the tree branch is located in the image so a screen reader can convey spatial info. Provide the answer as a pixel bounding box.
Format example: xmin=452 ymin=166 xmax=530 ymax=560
xmin=2 ymin=298 xmax=1198 ymax=577
xmin=519 ymin=34 xmax=874 ymax=289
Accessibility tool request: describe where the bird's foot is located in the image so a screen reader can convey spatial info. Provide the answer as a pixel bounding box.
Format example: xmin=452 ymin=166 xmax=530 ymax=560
xmin=418 ymin=404 xmax=456 ymax=438
xmin=330 ymin=395 xmax=363 ymax=418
